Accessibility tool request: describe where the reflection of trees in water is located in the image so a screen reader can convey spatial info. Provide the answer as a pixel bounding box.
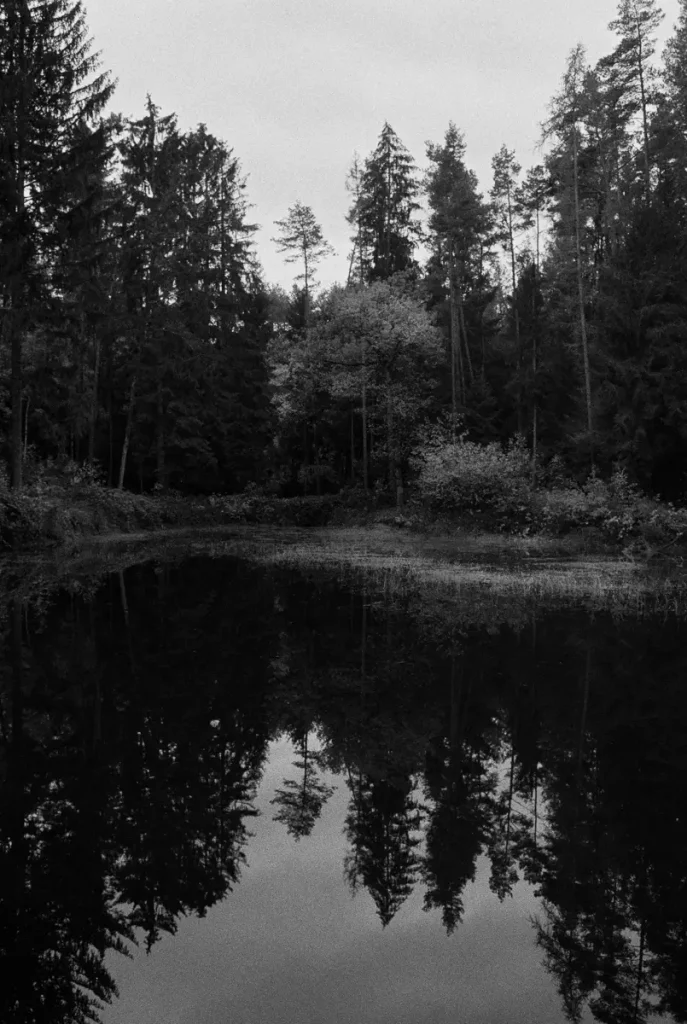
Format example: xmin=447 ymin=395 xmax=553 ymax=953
xmin=0 ymin=560 xmax=275 ymax=1024
xmin=2 ymin=561 xmax=687 ymax=1023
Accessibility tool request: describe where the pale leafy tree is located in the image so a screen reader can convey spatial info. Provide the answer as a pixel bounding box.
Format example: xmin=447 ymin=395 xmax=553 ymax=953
xmin=306 ymin=282 xmax=443 ymax=505
xmin=271 ymin=202 xmax=334 ymax=320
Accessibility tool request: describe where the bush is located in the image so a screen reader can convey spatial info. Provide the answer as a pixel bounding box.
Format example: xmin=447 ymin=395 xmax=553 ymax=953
xmin=411 ymin=428 xmax=531 ymax=516
xmin=538 ymin=469 xmax=654 ymax=543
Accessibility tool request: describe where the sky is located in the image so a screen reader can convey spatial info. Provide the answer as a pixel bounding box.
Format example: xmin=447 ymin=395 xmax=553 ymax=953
xmin=84 ymin=0 xmax=681 ymax=292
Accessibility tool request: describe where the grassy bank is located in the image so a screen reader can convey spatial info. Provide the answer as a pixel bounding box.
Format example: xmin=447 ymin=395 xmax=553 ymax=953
xmin=2 ymin=519 xmax=687 ymax=620
xmin=1 ymin=478 xmax=686 ymax=570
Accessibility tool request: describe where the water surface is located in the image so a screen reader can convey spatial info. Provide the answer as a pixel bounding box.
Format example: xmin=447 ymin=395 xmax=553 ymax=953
xmin=1 ymin=553 xmax=686 ymax=1023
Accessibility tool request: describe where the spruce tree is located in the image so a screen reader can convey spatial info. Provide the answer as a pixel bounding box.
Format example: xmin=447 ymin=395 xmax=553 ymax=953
xmin=425 ymin=124 xmax=493 ymax=430
xmin=0 ymin=0 xmax=114 ymax=487
xmin=353 ymin=123 xmax=422 ymax=282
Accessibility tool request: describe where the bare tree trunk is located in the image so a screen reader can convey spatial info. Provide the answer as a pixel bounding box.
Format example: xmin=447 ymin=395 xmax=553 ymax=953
xmin=361 ymin=343 xmax=369 ymax=491
xmin=387 ymin=388 xmax=403 ymax=507
xmin=118 ymin=377 xmax=136 ymax=490
xmin=313 ymin=421 xmax=321 ymax=495
xmin=573 ymin=128 xmax=594 ymax=472
xmin=155 ymin=380 xmax=165 ymax=490
xmin=302 ymin=421 xmax=308 ymax=495
xmin=448 ymin=261 xmax=458 ymax=437
xmin=10 ymin=321 xmax=22 ymax=489
xmin=88 ymin=333 xmax=101 ymax=463
xmin=23 ymin=394 xmax=30 ymax=463
xmin=456 ymin=282 xmax=474 ymax=384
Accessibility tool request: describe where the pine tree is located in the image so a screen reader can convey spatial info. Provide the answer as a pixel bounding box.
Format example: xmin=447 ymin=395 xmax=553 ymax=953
xmin=491 ymin=145 xmax=524 ymax=432
xmin=543 ymin=45 xmax=596 ymax=472
xmin=0 ymin=0 xmax=115 ymax=487
xmin=271 ymin=202 xmax=334 ymax=321
xmin=598 ymin=0 xmax=664 ymax=197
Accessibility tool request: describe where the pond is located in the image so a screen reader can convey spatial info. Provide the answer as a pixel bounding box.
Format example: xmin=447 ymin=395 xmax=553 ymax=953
xmin=1 ymin=551 xmax=686 ymax=1024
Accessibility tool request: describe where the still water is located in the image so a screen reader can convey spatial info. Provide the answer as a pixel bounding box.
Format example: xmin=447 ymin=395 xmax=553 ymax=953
xmin=1 ymin=553 xmax=686 ymax=1024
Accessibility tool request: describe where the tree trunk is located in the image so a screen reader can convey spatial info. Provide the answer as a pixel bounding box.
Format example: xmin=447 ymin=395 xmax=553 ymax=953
xmin=507 ymin=188 xmax=523 ymax=434
xmin=361 ymin=343 xmax=369 ymax=491
xmin=387 ymin=389 xmax=403 ymax=507
xmin=118 ymin=377 xmax=136 ymax=490
xmin=456 ymin=280 xmax=474 ymax=384
xmin=448 ymin=260 xmax=459 ymax=437
xmin=88 ymin=333 xmax=101 ymax=463
xmin=313 ymin=421 xmax=321 ymax=495
xmin=155 ymin=380 xmax=165 ymax=490
xmin=572 ymin=127 xmax=595 ymax=472
xmin=23 ymin=394 xmax=30 ymax=463
xmin=350 ymin=408 xmax=356 ymax=483
xmin=302 ymin=421 xmax=308 ymax=495
xmin=10 ymin=324 xmax=22 ymax=490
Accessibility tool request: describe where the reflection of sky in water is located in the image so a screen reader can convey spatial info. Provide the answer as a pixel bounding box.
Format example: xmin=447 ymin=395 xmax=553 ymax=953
xmin=103 ymin=738 xmax=592 ymax=1024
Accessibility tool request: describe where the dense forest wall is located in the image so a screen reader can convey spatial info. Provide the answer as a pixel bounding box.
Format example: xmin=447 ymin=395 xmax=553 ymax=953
xmin=2 ymin=0 xmax=687 ymax=501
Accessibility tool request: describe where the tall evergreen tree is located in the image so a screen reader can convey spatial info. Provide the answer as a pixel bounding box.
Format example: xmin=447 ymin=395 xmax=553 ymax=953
xmin=425 ymin=124 xmax=492 ymax=429
xmin=0 ymin=0 xmax=115 ymax=487
xmin=353 ymin=123 xmax=422 ymax=283
xmin=491 ymin=145 xmax=524 ymax=432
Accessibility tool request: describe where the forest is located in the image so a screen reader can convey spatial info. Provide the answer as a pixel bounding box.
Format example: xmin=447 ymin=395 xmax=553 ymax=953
xmin=2 ymin=0 xmax=687 ymax=510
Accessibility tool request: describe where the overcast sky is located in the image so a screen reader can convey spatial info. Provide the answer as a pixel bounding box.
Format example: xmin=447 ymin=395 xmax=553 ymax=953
xmin=85 ymin=0 xmax=680 ymax=292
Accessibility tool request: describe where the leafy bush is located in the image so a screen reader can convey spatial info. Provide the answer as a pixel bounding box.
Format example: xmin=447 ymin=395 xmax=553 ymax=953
xmin=411 ymin=425 xmax=531 ymax=515
xmin=539 ymin=469 xmax=654 ymax=542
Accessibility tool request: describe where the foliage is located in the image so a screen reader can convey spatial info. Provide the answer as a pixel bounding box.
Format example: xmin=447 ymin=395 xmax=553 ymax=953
xmin=410 ymin=421 xmax=531 ymax=514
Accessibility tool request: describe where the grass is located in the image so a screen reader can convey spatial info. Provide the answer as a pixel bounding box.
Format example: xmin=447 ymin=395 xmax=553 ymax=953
xmin=3 ymin=522 xmax=687 ymax=618
xmin=237 ymin=525 xmax=687 ymax=617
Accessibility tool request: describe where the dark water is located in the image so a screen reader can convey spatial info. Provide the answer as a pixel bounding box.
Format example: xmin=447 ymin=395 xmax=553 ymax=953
xmin=1 ymin=554 xmax=686 ymax=1024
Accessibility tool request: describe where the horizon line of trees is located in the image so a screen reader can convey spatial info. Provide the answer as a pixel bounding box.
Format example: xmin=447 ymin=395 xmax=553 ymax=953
xmin=2 ymin=0 xmax=687 ymax=500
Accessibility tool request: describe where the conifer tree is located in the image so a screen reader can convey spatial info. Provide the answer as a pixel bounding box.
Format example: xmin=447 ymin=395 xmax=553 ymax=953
xmin=543 ymin=45 xmax=596 ymax=472
xmin=272 ymin=202 xmax=333 ymax=321
xmin=598 ymin=0 xmax=664 ymax=197
xmin=491 ymin=146 xmax=524 ymax=432
xmin=0 ymin=0 xmax=115 ymax=487
xmin=353 ymin=123 xmax=422 ymax=282
xmin=426 ymin=124 xmax=491 ymax=430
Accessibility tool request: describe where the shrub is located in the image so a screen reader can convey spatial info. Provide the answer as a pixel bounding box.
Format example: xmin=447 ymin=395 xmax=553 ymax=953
xmin=539 ymin=469 xmax=654 ymax=543
xmin=411 ymin=427 xmax=531 ymax=515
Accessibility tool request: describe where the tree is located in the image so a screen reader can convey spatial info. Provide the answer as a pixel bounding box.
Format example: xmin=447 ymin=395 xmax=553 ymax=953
xmin=515 ymin=165 xmax=552 ymax=481
xmin=271 ymin=733 xmax=335 ymax=840
xmin=543 ymin=45 xmax=596 ymax=472
xmin=598 ymin=0 xmax=664 ymax=197
xmin=303 ymin=281 xmax=443 ymax=504
xmin=426 ymin=124 xmax=492 ymax=431
xmin=0 ymin=0 xmax=115 ymax=487
xmin=353 ymin=123 xmax=422 ymax=282
xmin=491 ymin=145 xmax=524 ymax=432
xmin=272 ymin=202 xmax=334 ymax=321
